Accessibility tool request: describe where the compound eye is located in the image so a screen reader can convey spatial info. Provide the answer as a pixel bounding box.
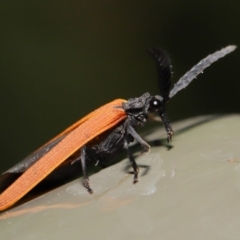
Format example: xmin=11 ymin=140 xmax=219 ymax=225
xmin=150 ymin=98 xmax=161 ymax=110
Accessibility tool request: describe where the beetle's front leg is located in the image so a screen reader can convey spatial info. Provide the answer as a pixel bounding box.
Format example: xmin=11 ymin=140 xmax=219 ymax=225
xmin=159 ymin=108 xmax=174 ymax=142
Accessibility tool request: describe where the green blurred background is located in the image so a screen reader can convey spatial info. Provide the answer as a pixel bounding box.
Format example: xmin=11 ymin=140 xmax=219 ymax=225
xmin=0 ymin=0 xmax=239 ymax=172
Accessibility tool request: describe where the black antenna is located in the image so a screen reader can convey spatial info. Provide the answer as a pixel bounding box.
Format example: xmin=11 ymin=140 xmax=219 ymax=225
xmin=148 ymin=48 xmax=172 ymax=103
xmin=169 ymin=45 xmax=237 ymax=99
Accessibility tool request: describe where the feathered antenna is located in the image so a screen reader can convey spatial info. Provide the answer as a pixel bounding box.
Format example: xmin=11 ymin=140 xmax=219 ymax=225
xmin=148 ymin=48 xmax=172 ymax=103
xmin=169 ymin=45 xmax=237 ymax=99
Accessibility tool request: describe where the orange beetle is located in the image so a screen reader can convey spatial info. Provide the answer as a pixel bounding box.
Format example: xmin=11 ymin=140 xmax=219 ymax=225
xmin=0 ymin=45 xmax=236 ymax=211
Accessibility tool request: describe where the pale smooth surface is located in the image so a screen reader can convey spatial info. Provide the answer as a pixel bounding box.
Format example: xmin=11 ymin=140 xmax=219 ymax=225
xmin=0 ymin=115 xmax=240 ymax=240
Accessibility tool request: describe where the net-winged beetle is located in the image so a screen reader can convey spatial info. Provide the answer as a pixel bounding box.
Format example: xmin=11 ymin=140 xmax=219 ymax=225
xmin=0 ymin=45 xmax=236 ymax=211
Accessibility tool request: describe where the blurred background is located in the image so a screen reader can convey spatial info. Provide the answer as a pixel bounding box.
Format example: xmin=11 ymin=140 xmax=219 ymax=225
xmin=0 ymin=0 xmax=239 ymax=172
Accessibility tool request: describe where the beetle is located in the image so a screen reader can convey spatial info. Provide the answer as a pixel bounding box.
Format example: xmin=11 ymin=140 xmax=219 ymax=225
xmin=0 ymin=45 xmax=236 ymax=211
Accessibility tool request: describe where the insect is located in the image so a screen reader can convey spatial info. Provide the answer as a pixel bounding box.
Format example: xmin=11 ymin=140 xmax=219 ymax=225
xmin=0 ymin=45 xmax=236 ymax=211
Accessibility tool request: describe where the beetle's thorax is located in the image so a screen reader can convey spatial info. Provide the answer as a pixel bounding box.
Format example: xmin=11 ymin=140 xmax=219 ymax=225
xmin=122 ymin=92 xmax=163 ymax=125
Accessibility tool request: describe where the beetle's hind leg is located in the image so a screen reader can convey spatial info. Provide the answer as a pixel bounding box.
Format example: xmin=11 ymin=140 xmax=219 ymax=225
xmin=124 ymin=141 xmax=139 ymax=183
xmin=80 ymin=146 xmax=93 ymax=194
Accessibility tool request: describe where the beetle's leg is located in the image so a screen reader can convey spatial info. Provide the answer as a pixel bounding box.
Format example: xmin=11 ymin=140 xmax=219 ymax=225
xmin=127 ymin=124 xmax=150 ymax=154
xmin=124 ymin=141 xmax=139 ymax=183
xmin=159 ymin=107 xmax=173 ymax=142
xmin=80 ymin=146 xmax=93 ymax=194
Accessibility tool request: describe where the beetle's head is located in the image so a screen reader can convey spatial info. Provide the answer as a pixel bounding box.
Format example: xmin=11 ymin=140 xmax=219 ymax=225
xmin=123 ymin=92 xmax=164 ymax=124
